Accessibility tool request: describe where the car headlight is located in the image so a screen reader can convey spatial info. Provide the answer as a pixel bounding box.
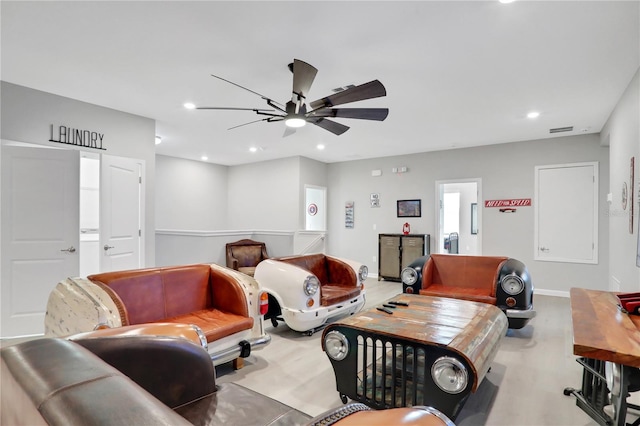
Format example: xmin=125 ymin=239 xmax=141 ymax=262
xmin=324 ymin=330 xmax=349 ymax=361
xmin=358 ymin=265 xmax=369 ymax=282
xmin=303 ymin=275 xmax=319 ymax=296
xmin=401 ymin=267 xmax=418 ymax=285
xmin=501 ymin=275 xmax=524 ymax=295
xmin=431 ymin=356 xmax=468 ymax=394
xmin=606 ymin=362 xmax=621 ymax=396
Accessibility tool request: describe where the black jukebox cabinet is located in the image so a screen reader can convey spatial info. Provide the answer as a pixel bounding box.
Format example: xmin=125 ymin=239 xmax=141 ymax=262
xmin=378 ymin=234 xmax=430 ymax=281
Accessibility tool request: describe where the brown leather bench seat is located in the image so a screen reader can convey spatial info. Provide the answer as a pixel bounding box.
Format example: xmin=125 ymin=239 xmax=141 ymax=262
xmin=419 ymin=254 xmax=508 ymax=304
xmin=88 ymin=264 xmax=253 ymax=344
xmin=276 ymin=253 xmax=360 ymax=306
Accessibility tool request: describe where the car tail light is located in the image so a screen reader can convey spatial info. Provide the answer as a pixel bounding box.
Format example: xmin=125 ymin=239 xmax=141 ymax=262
xmin=259 ymin=292 xmax=269 ymax=315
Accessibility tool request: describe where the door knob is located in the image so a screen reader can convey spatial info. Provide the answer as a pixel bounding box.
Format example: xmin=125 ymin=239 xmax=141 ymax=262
xmin=539 ymin=247 xmax=550 ymax=252
xmin=60 ymin=246 xmax=76 ymax=253
xmin=104 ymin=245 xmax=114 ymax=251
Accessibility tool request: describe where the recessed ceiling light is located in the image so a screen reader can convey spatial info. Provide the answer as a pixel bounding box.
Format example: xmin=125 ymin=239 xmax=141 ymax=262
xmin=527 ymin=111 xmax=540 ymax=119
xmin=499 ymin=0 xmax=515 ymax=4
xmin=201 ymin=155 xmax=208 ymax=161
xmin=249 ymin=147 xmax=258 ymax=153
xmin=155 ymin=136 xmax=162 ymax=145
xmin=317 ymin=144 xmax=325 ymax=150
xmin=184 ymin=102 xmax=196 ymax=110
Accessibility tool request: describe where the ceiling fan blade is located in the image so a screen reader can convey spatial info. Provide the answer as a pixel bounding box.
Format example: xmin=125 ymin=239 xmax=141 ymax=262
xmin=210 ymin=73 xmax=285 ymax=109
xmin=307 ymin=117 xmax=350 ymax=135
xmin=227 ymin=118 xmax=270 ymax=130
xmin=291 ymin=59 xmax=318 ymax=99
xmin=308 ymin=108 xmax=389 ymax=121
xmin=197 ymin=107 xmax=275 ymax=112
xmin=309 ymin=80 xmax=387 ymax=109
xmin=283 ymin=127 xmax=297 ymax=138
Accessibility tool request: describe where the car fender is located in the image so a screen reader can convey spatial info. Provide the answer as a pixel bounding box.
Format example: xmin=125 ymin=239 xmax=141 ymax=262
xmin=337 ymin=257 xmax=369 ymax=286
xmin=254 ymin=259 xmax=321 ymax=311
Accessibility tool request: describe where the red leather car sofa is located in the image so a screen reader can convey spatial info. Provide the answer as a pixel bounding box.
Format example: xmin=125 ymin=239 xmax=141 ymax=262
xmin=276 ymin=253 xmax=361 ymax=306
xmin=45 ymin=263 xmax=270 ymax=369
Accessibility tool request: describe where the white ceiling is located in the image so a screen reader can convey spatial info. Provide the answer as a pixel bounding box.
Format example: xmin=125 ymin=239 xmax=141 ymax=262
xmin=2 ymin=1 xmax=638 ymax=166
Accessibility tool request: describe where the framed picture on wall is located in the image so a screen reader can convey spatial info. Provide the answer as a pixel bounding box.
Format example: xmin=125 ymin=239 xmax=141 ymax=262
xmin=397 ymin=199 xmax=421 ymax=217
xmin=345 ymin=201 xmax=354 ymax=229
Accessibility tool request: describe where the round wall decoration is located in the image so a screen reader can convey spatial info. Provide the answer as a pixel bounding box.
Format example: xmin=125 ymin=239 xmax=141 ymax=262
xmin=622 ymin=182 xmax=628 ymax=210
xmin=308 ymin=203 xmax=318 ymax=216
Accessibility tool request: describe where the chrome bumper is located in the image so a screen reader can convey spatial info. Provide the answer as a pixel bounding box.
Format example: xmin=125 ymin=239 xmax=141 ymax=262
xmin=505 ymin=307 xmax=536 ymax=319
xmin=209 ymin=333 xmax=271 ymax=366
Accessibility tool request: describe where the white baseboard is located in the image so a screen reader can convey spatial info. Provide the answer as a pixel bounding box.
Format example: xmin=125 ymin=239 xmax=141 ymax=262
xmin=535 ymin=288 xmax=570 ymax=298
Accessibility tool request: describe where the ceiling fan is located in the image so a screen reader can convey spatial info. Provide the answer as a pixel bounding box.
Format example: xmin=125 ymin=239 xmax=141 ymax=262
xmin=195 ymin=59 xmax=389 ymax=136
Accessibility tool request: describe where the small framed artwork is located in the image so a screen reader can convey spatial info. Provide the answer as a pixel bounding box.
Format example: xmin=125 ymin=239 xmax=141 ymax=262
xmin=397 ymin=199 xmax=421 ymax=218
xmin=370 ymin=193 xmax=380 ymax=208
xmin=471 ymin=203 xmax=478 ymax=234
xmin=345 ymin=201 xmax=354 ymax=229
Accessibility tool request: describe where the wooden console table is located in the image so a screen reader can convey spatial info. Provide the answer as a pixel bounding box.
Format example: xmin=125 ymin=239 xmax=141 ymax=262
xmin=565 ymin=287 xmax=640 ymax=426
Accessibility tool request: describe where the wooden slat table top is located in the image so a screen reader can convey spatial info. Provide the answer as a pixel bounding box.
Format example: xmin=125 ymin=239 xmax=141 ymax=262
xmin=570 ymin=287 xmax=640 ymax=367
xmin=335 ymin=293 xmax=504 ymax=345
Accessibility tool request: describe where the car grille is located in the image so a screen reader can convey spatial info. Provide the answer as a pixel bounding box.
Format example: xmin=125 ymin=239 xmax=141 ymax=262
xmin=355 ymin=332 xmax=427 ymax=408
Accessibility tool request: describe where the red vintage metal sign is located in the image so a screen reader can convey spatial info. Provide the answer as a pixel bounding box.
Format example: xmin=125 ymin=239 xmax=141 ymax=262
xmin=484 ymin=198 xmax=531 ymax=208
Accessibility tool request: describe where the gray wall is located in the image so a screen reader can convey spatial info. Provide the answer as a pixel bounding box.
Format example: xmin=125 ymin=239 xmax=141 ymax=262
xmin=156 ymin=154 xmax=228 ymax=230
xmin=227 ymin=157 xmax=301 ymax=230
xmin=601 ymin=67 xmax=640 ymax=291
xmin=326 ymin=134 xmax=610 ymax=294
xmin=156 ymin=132 xmax=611 ymax=294
xmin=0 ymin=81 xmax=157 ymax=266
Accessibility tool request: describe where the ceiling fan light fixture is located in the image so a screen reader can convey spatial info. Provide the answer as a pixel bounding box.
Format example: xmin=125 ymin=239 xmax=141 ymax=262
xmin=285 ymin=117 xmax=306 ymax=128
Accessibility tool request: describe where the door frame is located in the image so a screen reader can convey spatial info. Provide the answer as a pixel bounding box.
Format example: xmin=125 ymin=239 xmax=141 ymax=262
xmin=304 ymin=184 xmax=327 ymax=231
xmin=435 ymin=178 xmax=482 ymax=255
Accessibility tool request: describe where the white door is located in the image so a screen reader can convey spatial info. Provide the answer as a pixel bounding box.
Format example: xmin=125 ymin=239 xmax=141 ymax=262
xmin=1 ymin=144 xmax=79 ymax=337
xmin=535 ymin=162 xmax=598 ymax=264
xmin=100 ymin=154 xmax=144 ymax=272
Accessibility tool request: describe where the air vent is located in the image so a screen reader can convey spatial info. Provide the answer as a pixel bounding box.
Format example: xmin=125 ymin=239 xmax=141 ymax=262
xmin=549 ymin=126 xmax=574 ymax=134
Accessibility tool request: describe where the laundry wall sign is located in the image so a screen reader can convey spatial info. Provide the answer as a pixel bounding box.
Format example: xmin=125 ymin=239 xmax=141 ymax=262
xmin=49 ymin=124 xmax=106 ymax=150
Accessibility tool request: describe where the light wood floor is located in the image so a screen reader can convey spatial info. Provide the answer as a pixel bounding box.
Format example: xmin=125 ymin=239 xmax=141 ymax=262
xmin=216 ymin=278 xmax=600 ymax=426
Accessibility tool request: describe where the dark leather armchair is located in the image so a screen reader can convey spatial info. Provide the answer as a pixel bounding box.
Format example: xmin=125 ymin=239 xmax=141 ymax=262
xmin=226 ymin=239 xmax=269 ymax=276
xmin=1 ymin=330 xmax=455 ymax=426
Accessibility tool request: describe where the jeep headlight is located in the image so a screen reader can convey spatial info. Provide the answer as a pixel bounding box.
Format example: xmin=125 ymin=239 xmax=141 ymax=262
xmin=324 ymin=331 xmax=349 ymax=361
xmin=431 ymin=356 xmax=468 ymax=394
xmin=303 ymin=275 xmax=319 ymax=296
xmin=358 ymin=265 xmax=369 ymax=281
xmin=401 ymin=267 xmax=418 ymax=285
xmin=501 ymin=275 xmax=524 ymax=295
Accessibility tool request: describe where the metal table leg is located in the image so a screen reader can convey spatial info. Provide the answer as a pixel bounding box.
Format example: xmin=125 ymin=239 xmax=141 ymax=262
xmin=564 ymin=358 xmax=635 ymax=426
